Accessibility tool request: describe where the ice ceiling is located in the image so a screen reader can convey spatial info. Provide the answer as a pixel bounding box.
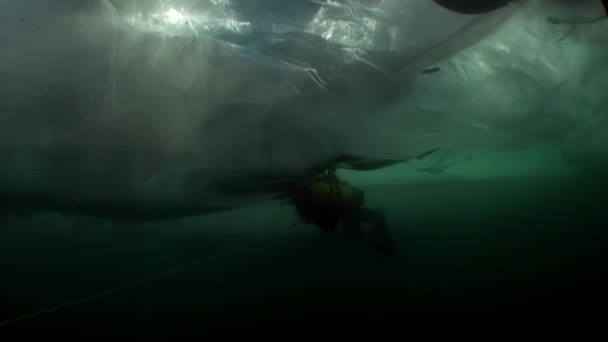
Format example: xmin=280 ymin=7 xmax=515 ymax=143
xmin=0 ymin=0 xmax=607 ymax=219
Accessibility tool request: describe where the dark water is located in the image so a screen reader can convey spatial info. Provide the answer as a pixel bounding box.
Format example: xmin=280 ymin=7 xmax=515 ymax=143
xmin=1 ymin=165 xmax=606 ymax=333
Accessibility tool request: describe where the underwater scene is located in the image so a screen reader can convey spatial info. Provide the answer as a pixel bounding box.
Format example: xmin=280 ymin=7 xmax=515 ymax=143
xmin=1 ymin=0 xmax=608 ymax=332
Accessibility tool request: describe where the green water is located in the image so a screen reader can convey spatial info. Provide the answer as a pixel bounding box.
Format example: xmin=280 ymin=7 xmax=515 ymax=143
xmin=1 ymin=159 xmax=606 ymax=332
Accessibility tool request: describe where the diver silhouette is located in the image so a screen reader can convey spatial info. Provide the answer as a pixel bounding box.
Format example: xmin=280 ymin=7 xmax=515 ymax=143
xmin=288 ymin=167 xmax=394 ymax=256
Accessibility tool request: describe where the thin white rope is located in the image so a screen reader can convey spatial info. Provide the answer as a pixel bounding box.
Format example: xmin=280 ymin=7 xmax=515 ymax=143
xmin=0 ymin=235 xmax=271 ymax=328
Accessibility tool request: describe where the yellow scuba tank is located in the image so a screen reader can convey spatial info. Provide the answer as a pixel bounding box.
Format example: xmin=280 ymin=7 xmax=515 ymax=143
xmin=305 ymin=175 xmax=363 ymax=208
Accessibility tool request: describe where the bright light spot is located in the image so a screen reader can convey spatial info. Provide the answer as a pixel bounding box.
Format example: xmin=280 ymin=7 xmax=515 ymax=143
xmin=495 ymin=42 xmax=511 ymax=53
xmin=165 ymin=7 xmax=185 ymax=24
xmin=128 ymin=4 xmax=250 ymax=35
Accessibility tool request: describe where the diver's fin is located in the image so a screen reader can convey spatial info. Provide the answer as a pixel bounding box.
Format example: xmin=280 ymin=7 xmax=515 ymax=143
xmin=421 ymin=66 xmax=441 ymax=74
xmin=417 ymin=146 xmax=455 ymax=174
xmin=339 ymin=158 xmax=405 ymax=171
xmin=313 ymin=149 xmax=442 ymax=174
xmin=416 ymin=148 xmax=441 ymax=160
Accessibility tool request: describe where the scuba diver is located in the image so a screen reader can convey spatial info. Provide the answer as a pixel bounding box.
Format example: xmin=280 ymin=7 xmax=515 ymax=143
xmin=286 ymin=166 xmax=394 ymax=256
xmin=209 ymin=149 xmax=441 ymax=256
xmin=278 ymin=149 xmax=440 ymax=256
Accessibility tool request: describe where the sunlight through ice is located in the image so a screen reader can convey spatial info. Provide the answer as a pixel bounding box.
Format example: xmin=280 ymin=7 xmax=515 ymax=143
xmin=165 ymin=7 xmax=185 ymax=24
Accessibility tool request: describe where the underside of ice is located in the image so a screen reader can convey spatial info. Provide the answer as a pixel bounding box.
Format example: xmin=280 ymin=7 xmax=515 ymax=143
xmin=0 ymin=0 xmax=607 ymax=220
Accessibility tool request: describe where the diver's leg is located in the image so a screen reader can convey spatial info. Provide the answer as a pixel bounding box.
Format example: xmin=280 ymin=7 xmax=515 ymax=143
xmin=360 ymin=208 xmax=394 ymax=256
xmin=296 ymin=202 xmax=340 ymax=233
xmin=342 ymin=213 xmax=362 ymax=242
xmin=318 ymin=213 xmax=341 ymax=233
